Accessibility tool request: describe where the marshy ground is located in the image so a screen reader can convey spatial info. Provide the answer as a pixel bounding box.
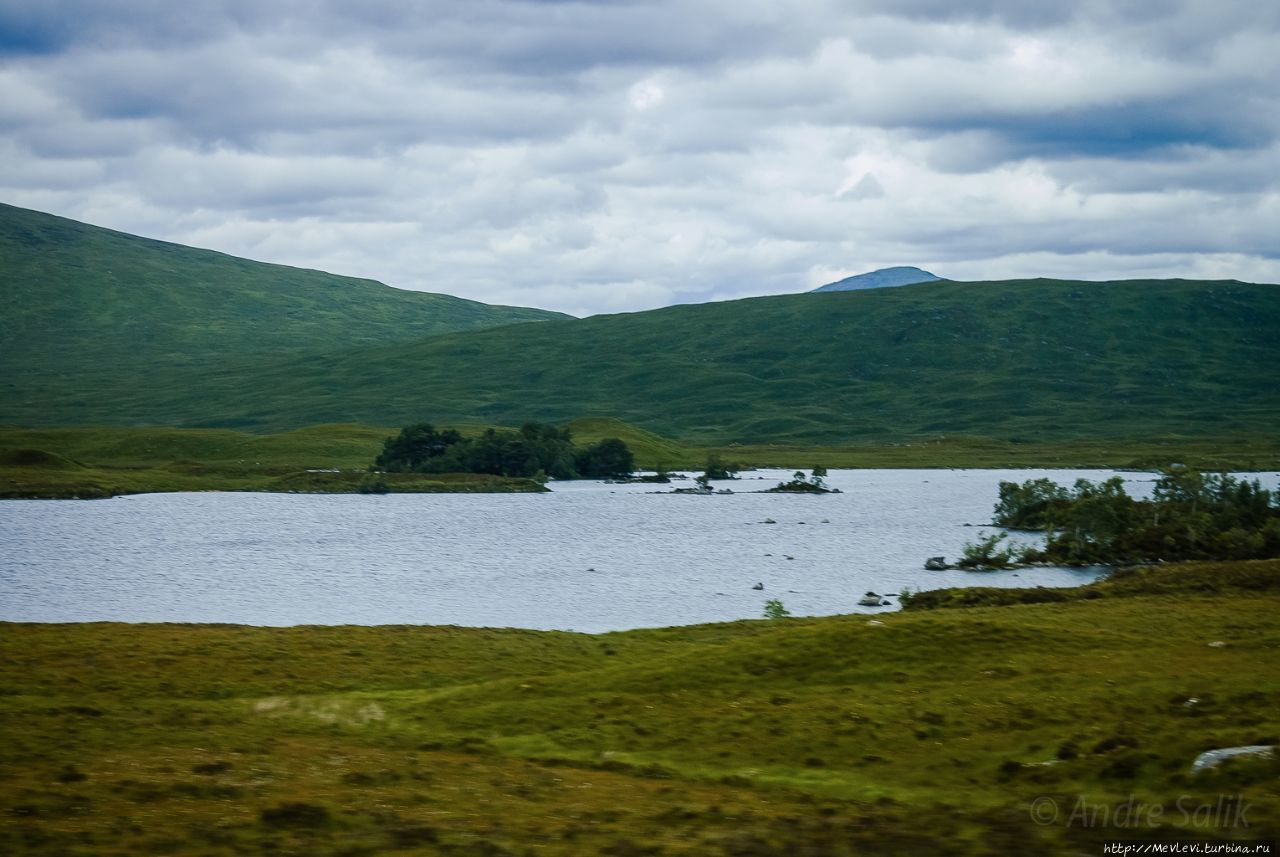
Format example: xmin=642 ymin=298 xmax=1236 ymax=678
xmin=1 ymin=560 xmax=1277 ymax=855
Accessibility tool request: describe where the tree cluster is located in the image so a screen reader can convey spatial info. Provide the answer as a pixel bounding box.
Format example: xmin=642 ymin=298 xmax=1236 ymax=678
xmin=373 ymin=422 xmax=634 ymax=480
xmin=768 ymin=470 xmax=832 ymax=493
xmin=957 ymin=532 xmax=1014 ymax=569
xmin=702 ymin=453 xmax=741 ymax=480
xmin=993 ymin=468 xmax=1280 ymax=564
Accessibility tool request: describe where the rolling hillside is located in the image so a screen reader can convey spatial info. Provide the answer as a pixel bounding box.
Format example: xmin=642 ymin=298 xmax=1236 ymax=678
xmin=0 ymin=203 xmax=566 ymax=416
xmin=15 ymin=276 xmax=1272 ymax=444
xmin=2 ymin=205 xmax=1276 ymax=444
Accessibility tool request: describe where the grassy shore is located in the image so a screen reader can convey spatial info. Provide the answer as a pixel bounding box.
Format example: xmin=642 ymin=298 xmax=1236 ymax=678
xmin=3 ymin=421 xmax=1278 ymax=499
xmin=1 ymin=560 xmax=1276 ymax=855
xmin=0 ymin=425 xmax=544 ymax=498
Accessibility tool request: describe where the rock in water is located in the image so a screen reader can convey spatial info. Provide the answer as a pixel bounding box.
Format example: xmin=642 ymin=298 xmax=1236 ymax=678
xmin=924 ymin=556 xmax=949 ymax=570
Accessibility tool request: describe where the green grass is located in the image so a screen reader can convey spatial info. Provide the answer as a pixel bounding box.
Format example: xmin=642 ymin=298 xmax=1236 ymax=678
xmin=718 ymin=434 xmax=1280 ymax=471
xmin=0 ymin=424 xmax=544 ymax=498
xmin=904 ymin=557 xmax=1280 ymax=609
xmin=0 ymin=423 xmax=393 ymax=470
xmin=564 ymin=417 xmax=697 ymax=468
xmin=1 ymin=560 xmax=1276 ymax=854
xmin=4 ymin=422 xmax=1280 ymax=498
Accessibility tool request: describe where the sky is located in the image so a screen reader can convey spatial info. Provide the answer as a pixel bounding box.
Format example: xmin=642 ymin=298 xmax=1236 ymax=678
xmin=1 ymin=1 xmax=1278 ymax=317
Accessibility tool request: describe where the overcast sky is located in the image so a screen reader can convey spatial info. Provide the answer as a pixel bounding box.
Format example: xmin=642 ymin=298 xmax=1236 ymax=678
xmin=2 ymin=1 xmax=1277 ymax=316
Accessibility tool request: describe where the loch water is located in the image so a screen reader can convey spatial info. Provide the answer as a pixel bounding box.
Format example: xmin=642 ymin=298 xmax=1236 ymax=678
xmin=3 ymin=468 xmax=1275 ymax=632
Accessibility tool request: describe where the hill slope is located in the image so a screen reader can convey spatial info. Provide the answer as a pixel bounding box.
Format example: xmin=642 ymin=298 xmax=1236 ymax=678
xmin=0 ymin=202 xmax=566 ymax=412
xmin=13 ymin=277 xmax=1276 ymax=443
xmin=811 ymin=265 xmax=943 ymax=292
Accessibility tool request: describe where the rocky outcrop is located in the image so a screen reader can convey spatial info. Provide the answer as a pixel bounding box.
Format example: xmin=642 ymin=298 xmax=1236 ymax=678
xmin=1190 ymin=745 xmax=1274 ymax=774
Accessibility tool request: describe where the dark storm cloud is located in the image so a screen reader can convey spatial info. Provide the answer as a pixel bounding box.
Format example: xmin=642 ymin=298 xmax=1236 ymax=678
xmin=1 ymin=0 xmax=1277 ymax=314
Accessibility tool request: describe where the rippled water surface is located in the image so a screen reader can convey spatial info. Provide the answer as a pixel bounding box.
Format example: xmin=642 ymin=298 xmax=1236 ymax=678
xmin=3 ymin=469 xmax=1276 ymax=631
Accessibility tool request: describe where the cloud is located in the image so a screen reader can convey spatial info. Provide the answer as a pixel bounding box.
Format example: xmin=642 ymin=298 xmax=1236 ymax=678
xmin=1 ymin=0 xmax=1278 ymax=317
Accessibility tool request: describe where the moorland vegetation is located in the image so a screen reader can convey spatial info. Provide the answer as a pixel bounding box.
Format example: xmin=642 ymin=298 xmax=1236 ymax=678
xmin=5 ymin=206 xmax=1278 ymax=449
xmin=2 ymin=559 xmax=1276 ymax=855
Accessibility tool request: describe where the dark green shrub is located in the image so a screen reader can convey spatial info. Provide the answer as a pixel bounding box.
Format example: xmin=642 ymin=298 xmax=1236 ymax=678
xmin=958 ymin=533 xmax=1013 ymax=569
xmin=260 ymin=802 xmax=331 ymax=828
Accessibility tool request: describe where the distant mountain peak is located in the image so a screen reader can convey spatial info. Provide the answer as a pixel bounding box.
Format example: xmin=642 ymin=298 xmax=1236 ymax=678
xmin=811 ymin=266 xmax=943 ymax=293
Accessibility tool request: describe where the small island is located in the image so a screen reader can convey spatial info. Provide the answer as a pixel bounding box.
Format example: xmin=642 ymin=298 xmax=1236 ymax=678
xmin=764 ymin=468 xmax=840 ymax=494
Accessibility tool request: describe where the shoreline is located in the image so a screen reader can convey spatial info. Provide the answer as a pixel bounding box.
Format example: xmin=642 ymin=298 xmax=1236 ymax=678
xmin=8 ymin=463 xmax=1280 ymax=502
xmin=4 ymin=423 xmax=1280 ymax=500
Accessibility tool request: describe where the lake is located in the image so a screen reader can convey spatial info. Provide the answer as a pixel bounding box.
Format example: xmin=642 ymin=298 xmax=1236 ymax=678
xmin=3 ymin=468 xmax=1276 ymax=632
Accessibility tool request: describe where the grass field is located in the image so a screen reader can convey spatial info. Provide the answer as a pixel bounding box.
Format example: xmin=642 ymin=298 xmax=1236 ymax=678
xmin=4 ymin=421 xmax=1279 ymax=498
xmin=1 ymin=560 xmax=1276 ymax=855
xmin=0 ymin=424 xmax=544 ymax=498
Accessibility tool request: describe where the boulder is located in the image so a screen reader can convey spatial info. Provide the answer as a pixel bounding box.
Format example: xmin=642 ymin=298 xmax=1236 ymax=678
xmin=1190 ymin=745 xmax=1274 ymax=774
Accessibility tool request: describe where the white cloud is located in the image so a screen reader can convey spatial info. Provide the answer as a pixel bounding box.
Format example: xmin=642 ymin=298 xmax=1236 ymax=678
xmin=629 ymin=79 xmax=666 ymax=111
xmin=0 ymin=0 xmax=1277 ymax=316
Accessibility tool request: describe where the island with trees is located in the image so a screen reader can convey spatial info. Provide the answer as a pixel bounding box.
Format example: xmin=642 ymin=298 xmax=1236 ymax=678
xmin=373 ymin=421 xmax=635 ymax=482
xmin=946 ymin=467 xmax=1280 ymax=570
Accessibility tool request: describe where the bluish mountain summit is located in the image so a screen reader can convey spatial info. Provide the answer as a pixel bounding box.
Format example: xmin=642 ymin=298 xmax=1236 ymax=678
xmin=811 ymin=266 xmax=943 ymax=292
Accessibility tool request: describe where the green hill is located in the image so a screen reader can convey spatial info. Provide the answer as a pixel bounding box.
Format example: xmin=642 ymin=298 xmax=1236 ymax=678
xmin=19 ymin=276 xmax=1273 ymax=444
xmin=0 ymin=202 xmax=567 ymax=420
xmin=3 ymin=204 xmax=1276 ymax=444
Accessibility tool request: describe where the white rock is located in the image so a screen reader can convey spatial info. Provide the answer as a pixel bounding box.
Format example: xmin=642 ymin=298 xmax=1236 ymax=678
xmin=1190 ymin=746 xmax=1274 ymax=774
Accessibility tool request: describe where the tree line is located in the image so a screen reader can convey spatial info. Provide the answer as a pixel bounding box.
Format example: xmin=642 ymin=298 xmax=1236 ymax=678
xmin=993 ymin=467 xmax=1280 ymax=564
xmin=373 ymin=422 xmax=635 ymax=480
